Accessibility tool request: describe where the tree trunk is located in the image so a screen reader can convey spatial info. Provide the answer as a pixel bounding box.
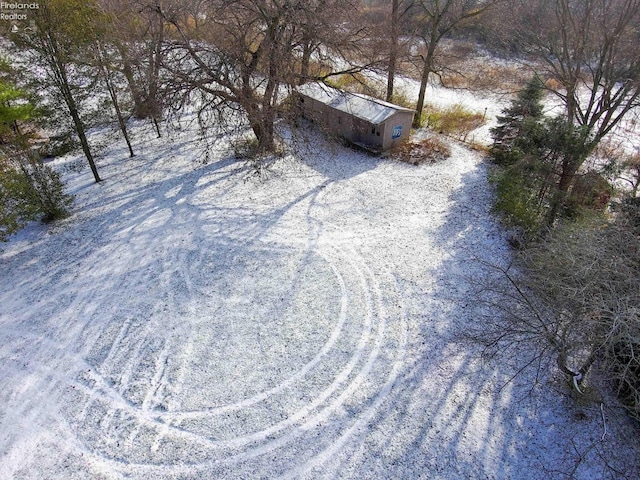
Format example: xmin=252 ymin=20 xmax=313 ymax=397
xmin=386 ymin=0 xmax=399 ymax=102
xmin=245 ymin=92 xmax=277 ymax=154
xmin=98 ymin=44 xmax=135 ymax=157
xmin=108 ymin=81 xmax=135 ymax=157
xmin=68 ymin=97 xmax=101 ymax=183
xmin=250 ymin=113 xmax=275 ymax=153
xmin=544 ymin=160 xmax=579 ymax=229
xmin=414 ymin=16 xmax=440 ymax=128
xmin=43 ymin=28 xmax=101 ymax=182
xmin=115 ymin=42 xmax=145 ymax=117
xmin=146 ymin=12 xmax=164 ymax=127
xmin=258 ymin=126 xmax=275 ymax=153
xmin=152 ymin=117 xmax=161 ymax=138
xmin=414 ymin=47 xmax=435 ymax=128
xmin=544 ymin=121 xmax=596 ymax=229
xmin=56 ymin=57 xmax=101 ymax=182
xmin=299 ymin=38 xmax=312 ymax=85
xmin=123 ymin=60 xmax=144 ymax=116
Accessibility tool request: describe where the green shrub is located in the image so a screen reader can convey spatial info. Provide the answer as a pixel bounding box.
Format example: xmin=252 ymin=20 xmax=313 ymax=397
xmin=0 ymin=160 xmax=38 ymax=241
xmin=23 ymin=159 xmax=74 ymax=223
xmin=0 ymin=154 xmax=73 ymax=240
xmin=0 ymin=77 xmax=72 ymax=239
xmin=491 ymin=168 xmax=545 ymax=237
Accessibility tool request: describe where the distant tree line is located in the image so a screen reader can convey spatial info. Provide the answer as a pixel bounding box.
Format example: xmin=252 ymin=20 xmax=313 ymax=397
xmin=1 ymin=1 xmax=637 ymax=183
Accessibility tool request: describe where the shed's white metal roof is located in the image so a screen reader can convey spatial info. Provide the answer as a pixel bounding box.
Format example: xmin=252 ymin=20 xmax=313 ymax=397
xmin=296 ymin=82 xmax=415 ymax=125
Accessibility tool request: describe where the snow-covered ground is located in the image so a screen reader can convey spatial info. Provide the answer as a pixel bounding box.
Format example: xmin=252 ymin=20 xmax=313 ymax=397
xmin=1 ymin=103 xmax=639 ymax=479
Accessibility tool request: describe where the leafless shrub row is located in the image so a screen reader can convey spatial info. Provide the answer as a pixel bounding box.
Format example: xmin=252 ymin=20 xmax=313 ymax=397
xmin=472 ymin=208 xmax=640 ymax=421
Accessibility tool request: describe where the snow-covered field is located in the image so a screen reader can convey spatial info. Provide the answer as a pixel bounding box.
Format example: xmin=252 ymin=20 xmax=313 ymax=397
xmin=1 ymin=107 xmax=638 ymax=479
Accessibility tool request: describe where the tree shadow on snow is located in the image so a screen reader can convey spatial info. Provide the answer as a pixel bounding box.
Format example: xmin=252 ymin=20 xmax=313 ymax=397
xmin=288 ymin=127 xmax=383 ymax=181
xmin=320 ymin=159 xmax=640 ymax=480
xmin=2 ymin=136 xmax=638 ymax=479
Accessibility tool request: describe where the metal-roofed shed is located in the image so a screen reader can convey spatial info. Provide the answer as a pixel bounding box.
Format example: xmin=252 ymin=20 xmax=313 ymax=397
xmin=295 ymin=82 xmax=415 ymax=152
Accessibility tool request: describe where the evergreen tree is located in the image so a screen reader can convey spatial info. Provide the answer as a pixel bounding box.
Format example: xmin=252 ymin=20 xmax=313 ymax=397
xmin=490 ymin=76 xmax=545 ymax=166
xmin=506 ymin=0 xmax=640 ymax=228
xmin=491 ymin=87 xmax=607 ymax=238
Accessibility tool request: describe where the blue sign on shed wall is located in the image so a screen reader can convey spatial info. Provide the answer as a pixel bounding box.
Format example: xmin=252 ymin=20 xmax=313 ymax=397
xmin=392 ymin=125 xmax=402 ymax=139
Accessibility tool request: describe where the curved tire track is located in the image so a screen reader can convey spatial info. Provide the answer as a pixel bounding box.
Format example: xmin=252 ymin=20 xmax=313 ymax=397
xmin=58 ymin=226 xmax=408 ymax=477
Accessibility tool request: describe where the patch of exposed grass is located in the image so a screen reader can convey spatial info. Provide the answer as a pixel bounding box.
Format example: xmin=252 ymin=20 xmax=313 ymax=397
xmin=325 ymin=75 xmax=415 ymax=110
xmin=325 ymin=73 xmax=385 ymax=98
xmin=441 ymin=63 xmax=529 ymax=91
xmin=423 ymin=103 xmax=486 ymax=140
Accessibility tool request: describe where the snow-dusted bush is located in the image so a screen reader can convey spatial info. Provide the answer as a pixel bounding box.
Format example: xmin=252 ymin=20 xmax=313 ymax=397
xmin=20 ymin=157 xmax=74 ymax=223
xmin=0 ymin=152 xmax=73 ymax=240
xmin=475 ymin=210 xmax=640 ymax=422
xmin=490 ymin=168 xmax=546 ymax=238
xmin=0 ymin=157 xmax=39 ymax=241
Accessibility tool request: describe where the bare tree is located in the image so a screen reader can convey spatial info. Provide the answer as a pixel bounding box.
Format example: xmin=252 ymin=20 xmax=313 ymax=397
xmin=510 ymin=0 xmax=640 ymax=226
xmin=21 ymin=0 xmax=105 ymax=182
xmin=619 ymin=151 xmax=640 ymax=198
xmin=99 ymin=0 xmax=167 ymax=137
xmin=158 ymin=0 xmax=367 ymax=153
xmin=473 ymin=212 xmax=640 ymax=419
xmin=94 ymin=41 xmax=136 ymax=157
xmin=379 ymin=0 xmax=419 ymax=103
xmin=134 ymin=0 xmax=165 ymax=129
xmin=296 ymin=0 xmax=361 ymax=85
xmin=410 ymin=0 xmax=501 ymax=127
xmin=387 ymin=0 xmax=401 ymax=102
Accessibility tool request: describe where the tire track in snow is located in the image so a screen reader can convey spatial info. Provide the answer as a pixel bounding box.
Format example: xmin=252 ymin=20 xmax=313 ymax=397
xmin=58 ymin=224 xmax=408 ymax=476
xmin=159 ymin=243 xmax=351 ymax=419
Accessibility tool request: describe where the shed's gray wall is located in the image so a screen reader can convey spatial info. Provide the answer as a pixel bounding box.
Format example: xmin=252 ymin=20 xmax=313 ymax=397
xmin=298 ymin=93 xmax=413 ymax=151
xmin=352 ymin=117 xmax=383 ymax=148
xmin=381 ymin=111 xmax=414 ymax=150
